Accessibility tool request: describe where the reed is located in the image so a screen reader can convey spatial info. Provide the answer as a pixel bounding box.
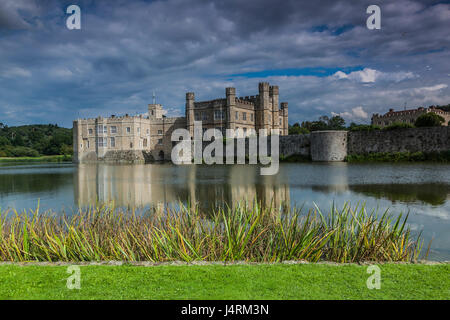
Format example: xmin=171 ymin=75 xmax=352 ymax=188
xmin=0 ymin=202 xmax=423 ymax=263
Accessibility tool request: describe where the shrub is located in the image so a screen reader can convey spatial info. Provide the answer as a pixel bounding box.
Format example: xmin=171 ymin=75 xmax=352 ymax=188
xmin=348 ymin=124 xmax=381 ymax=132
xmin=383 ymin=122 xmax=414 ymax=130
xmin=415 ymin=113 xmax=445 ymax=127
xmin=8 ymin=146 xmax=40 ymax=157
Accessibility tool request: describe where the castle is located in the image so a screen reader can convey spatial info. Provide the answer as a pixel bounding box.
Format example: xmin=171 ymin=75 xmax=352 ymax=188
xmin=371 ymin=106 xmax=450 ymax=128
xmin=73 ymin=82 xmax=289 ymax=163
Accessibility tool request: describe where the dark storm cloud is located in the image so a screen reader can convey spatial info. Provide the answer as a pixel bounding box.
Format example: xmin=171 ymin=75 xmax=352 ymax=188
xmin=0 ymin=0 xmax=449 ymax=126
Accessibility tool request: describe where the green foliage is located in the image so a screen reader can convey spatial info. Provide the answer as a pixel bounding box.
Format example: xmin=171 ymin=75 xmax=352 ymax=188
xmin=383 ymin=122 xmax=414 ymax=130
xmin=414 ymin=113 xmax=445 ymax=127
xmin=288 ymin=123 xmax=309 ymax=135
xmin=280 ymin=154 xmax=311 ymax=162
xmin=0 ymin=124 xmax=72 ymax=157
xmin=294 ymin=115 xmax=346 ymax=133
xmin=0 ymin=155 xmax=72 ymax=163
xmin=0 ymin=202 xmax=422 ymax=263
xmin=346 ymin=151 xmax=450 ymax=163
xmin=1 ymin=146 xmax=40 ymax=157
xmin=348 ymin=123 xmax=381 ymax=132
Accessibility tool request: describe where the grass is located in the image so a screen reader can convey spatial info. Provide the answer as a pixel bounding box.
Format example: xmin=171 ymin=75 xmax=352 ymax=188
xmin=0 ymin=263 xmax=448 ymax=299
xmin=0 ymin=202 xmax=423 ymax=263
xmin=346 ymin=151 xmax=450 ymax=163
xmin=0 ymin=154 xmax=72 ymax=163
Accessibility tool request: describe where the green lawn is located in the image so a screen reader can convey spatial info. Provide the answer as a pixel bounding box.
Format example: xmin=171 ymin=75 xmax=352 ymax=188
xmin=0 ymin=263 xmax=448 ymax=300
xmin=0 ymin=155 xmax=72 ymax=163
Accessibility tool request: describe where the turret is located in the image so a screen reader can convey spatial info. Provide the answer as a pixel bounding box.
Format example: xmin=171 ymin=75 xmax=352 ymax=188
xmin=186 ymin=92 xmax=195 ymax=136
xmin=270 ymin=85 xmax=279 ymax=131
xmin=281 ymin=102 xmax=288 ymax=135
xmin=257 ymin=82 xmax=270 ymax=130
xmin=226 ymin=87 xmax=236 ymax=130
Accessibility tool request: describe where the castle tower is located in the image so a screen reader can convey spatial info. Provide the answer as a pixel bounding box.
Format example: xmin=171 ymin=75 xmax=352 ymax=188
xmin=148 ymin=104 xmax=164 ymax=119
xmin=270 ymin=85 xmax=279 ymax=133
xmin=281 ymin=102 xmax=288 ymax=136
xmin=257 ymin=82 xmax=270 ymax=131
xmin=226 ymin=87 xmax=236 ymax=130
xmin=186 ymin=92 xmax=195 ymax=136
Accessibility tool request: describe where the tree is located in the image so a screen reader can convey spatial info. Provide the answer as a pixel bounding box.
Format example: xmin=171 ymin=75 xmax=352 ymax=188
xmin=414 ymin=113 xmax=445 ymax=127
xmin=289 ymin=123 xmax=309 ymax=135
xmin=328 ymin=116 xmax=346 ymax=130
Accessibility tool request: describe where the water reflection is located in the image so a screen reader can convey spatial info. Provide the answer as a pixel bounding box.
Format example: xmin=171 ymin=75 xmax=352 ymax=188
xmin=349 ymin=184 xmax=450 ymax=206
xmin=74 ymin=164 xmax=290 ymax=211
xmin=1 ymin=162 xmax=450 ymax=260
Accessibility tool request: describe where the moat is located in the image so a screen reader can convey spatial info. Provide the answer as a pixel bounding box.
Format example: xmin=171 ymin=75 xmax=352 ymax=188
xmin=0 ymin=162 xmax=449 ymax=261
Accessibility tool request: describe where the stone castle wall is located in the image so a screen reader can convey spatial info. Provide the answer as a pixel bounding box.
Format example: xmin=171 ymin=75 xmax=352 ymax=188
xmin=347 ymin=126 xmax=450 ymax=154
xmin=75 ymin=127 xmax=450 ymax=164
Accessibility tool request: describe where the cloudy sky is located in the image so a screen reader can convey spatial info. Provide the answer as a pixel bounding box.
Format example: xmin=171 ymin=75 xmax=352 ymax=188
xmin=0 ymin=0 xmax=449 ymax=127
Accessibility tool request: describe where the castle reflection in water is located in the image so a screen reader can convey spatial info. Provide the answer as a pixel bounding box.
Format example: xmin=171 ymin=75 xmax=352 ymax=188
xmin=74 ymin=164 xmax=290 ymax=211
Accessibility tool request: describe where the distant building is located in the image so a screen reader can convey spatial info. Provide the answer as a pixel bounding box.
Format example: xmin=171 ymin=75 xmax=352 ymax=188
xmin=73 ymin=82 xmax=289 ymax=163
xmin=371 ymin=106 xmax=450 ymax=128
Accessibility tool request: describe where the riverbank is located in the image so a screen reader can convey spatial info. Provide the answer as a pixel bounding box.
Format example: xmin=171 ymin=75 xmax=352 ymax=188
xmin=345 ymin=151 xmax=450 ymax=163
xmin=0 ymin=155 xmax=72 ymax=163
xmin=0 ymin=263 xmax=448 ymax=299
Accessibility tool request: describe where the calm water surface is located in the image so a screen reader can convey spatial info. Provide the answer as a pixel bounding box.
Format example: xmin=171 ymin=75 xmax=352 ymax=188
xmin=0 ymin=162 xmax=449 ymax=260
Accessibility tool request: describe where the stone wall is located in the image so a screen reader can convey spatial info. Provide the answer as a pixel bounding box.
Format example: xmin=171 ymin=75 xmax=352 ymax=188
xmin=347 ymin=127 xmax=450 ymax=154
xmin=75 ymin=127 xmax=450 ymax=164
xmin=279 ymin=134 xmax=310 ymax=157
xmin=311 ymin=131 xmax=348 ymax=161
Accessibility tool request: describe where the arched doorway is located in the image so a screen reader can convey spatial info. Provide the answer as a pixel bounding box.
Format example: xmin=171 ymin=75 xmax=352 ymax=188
xmin=158 ymin=150 xmax=164 ymax=160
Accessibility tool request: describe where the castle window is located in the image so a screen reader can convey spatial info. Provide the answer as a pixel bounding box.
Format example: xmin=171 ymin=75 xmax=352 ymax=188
xmin=202 ymin=112 xmax=208 ymax=121
xmin=214 ymin=110 xmax=225 ymax=120
xmin=126 ymin=127 xmax=131 ymax=134
xmin=97 ymin=125 xmax=103 ymax=134
xmin=158 ymin=139 xmax=163 ymax=145
xmin=235 ymin=111 xmax=239 ymax=120
xmin=104 ymin=126 xmax=107 ymax=134
xmin=195 ymin=112 xmax=201 ymax=121
xmin=88 ymin=129 xmax=93 ymax=135
xmin=87 ymin=140 xmax=90 ymax=149
xmin=243 ymin=112 xmax=247 ymax=121
xmin=158 ymin=130 xmax=163 ymax=135
xmin=251 ymin=114 xmax=254 ymax=122
xmin=147 ymin=129 xmax=150 ymax=135
xmin=97 ymin=137 xmax=107 ymax=148
xmin=243 ymin=127 xmax=247 ymax=135
xmin=110 ymin=137 xmax=115 ymax=148
xmin=137 ymin=127 xmax=140 ymax=133
xmin=279 ymin=118 xmax=282 ymax=125
xmin=143 ymin=138 xmax=148 ymax=147
xmin=110 ymin=126 xmax=117 ymax=134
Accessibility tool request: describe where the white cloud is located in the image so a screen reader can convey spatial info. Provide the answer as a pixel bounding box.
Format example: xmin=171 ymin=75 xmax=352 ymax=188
xmin=332 ymin=106 xmax=369 ymax=121
xmin=1 ymin=66 xmax=31 ymax=78
xmin=332 ymin=68 xmax=416 ymax=83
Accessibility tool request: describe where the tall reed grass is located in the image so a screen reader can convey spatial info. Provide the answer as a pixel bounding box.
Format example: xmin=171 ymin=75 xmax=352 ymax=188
xmin=0 ymin=202 xmax=423 ymax=263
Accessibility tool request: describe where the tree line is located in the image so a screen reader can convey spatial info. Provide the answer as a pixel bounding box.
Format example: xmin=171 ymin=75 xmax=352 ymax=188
xmin=0 ymin=123 xmax=72 ymax=157
xmin=289 ymin=104 xmax=449 ymax=135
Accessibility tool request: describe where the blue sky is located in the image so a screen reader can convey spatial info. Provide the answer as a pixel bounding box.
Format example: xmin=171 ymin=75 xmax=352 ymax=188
xmin=0 ymin=0 xmax=449 ymax=127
